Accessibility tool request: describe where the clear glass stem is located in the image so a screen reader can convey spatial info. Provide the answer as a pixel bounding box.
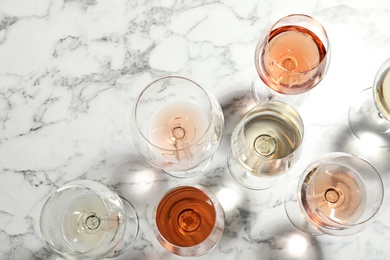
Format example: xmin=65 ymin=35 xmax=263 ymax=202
xmin=252 ymin=75 xmax=308 ymax=110
xmin=284 ymin=177 xmax=323 ymax=236
xmin=164 ymin=156 xmax=213 ymax=178
xmin=107 ymin=197 xmax=139 ymax=258
xmin=227 ymin=148 xmax=284 ymax=190
xmin=348 ymin=88 xmax=390 ymax=147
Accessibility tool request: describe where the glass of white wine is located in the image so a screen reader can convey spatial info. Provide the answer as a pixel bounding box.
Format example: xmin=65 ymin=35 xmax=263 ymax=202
xmin=132 ymin=75 xmax=224 ymax=178
xmin=40 ymin=180 xmax=139 ymax=259
xmin=227 ymin=100 xmax=304 ymax=190
xmin=153 ymin=185 xmax=225 ymax=256
xmin=284 ymin=153 xmax=383 ymax=236
xmin=253 ymin=14 xmax=330 ymax=107
xmin=349 ymin=57 xmax=390 ymax=147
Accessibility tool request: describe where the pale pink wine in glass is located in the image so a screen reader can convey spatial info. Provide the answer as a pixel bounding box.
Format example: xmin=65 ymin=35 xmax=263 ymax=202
xmin=301 ymin=164 xmax=366 ymax=226
xmin=132 ymin=75 xmax=224 ymax=178
xmin=284 ymin=153 xmax=383 ymax=236
xmin=260 ymin=25 xmax=327 ymax=94
xmin=254 ymin=14 xmax=330 ymax=102
xmin=149 ymin=101 xmax=209 ymax=153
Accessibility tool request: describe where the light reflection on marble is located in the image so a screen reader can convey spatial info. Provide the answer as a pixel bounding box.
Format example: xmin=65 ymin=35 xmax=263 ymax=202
xmin=1 ymin=0 xmax=390 ymax=259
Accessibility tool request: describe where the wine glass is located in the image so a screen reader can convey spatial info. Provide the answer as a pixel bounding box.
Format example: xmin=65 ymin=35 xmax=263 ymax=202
xmin=132 ymin=75 xmax=224 ymax=178
xmin=40 ymin=180 xmax=139 ymax=259
xmin=227 ymin=100 xmax=304 ymax=190
xmin=153 ymin=185 xmax=224 ymax=256
xmin=253 ymin=14 xmax=330 ymax=108
xmin=349 ymin=57 xmax=390 ymax=147
xmin=284 ymin=152 xmax=383 ymax=236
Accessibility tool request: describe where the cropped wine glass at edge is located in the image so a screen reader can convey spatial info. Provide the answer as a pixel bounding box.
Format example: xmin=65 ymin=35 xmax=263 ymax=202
xmin=253 ymin=14 xmax=330 ymax=108
xmin=349 ymin=57 xmax=390 ymax=147
xmin=153 ymin=185 xmax=224 ymax=256
xmin=40 ymin=180 xmax=139 ymax=259
xmin=132 ymin=75 xmax=224 ymax=178
xmin=227 ymin=100 xmax=304 ymax=190
xmin=284 ymin=153 xmax=383 ymax=236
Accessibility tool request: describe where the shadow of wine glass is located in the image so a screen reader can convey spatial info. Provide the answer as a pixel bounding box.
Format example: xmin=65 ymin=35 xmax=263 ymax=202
xmin=261 ymin=224 xmax=324 ymax=260
xmin=209 ymin=191 xmax=324 ymax=260
xmin=218 ymin=88 xmax=257 ymax=154
xmin=30 ymin=246 xmax=58 ymax=260
xmin=328 ymin=123 xmax=390 ymax=177
xmin=100 ymin=153 xmax=178 ymax=260
xmin=106 ymin=153 xmax=171 ymax=206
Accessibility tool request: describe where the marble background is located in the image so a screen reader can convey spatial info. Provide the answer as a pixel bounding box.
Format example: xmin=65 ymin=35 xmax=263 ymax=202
xmin=1 ymin=0 xmax=390 ymax=259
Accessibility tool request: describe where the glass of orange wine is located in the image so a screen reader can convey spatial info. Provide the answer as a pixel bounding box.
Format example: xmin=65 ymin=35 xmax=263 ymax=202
xmin=253 ymin=14 xmax=330 ymax=108
xmin=349 ymin=58 xmax=390 ymax=147
xmin=154 ymin=185 xmax=225 ymax=256
xmin=132 ymin=76 xmax=224 ymax=178
xmin=284 ymin=153 xmax=383 ymax=236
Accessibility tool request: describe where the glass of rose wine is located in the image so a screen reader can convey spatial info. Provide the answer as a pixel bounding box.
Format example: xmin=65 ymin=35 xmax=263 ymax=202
xmin=40 ymin=180 xmax=139 ymax=259
xmin=253 ymin=14 xmax=330 ymax=108
xmin=132 ymin=75 xmax=224 ymax=178
xmin=349 ymin=57 xmax=390 ymax=147
xmin=153 ymin=185 xmax=225 ymax=256
xmin=284 ymin=153 xmax=383 ymax=236
xmin=227 ymin=100 xmax=304 ymax=190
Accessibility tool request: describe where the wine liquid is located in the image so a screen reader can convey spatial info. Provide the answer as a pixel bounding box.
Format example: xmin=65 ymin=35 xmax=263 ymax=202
xmin=374 ymin=67 xmax=390 ymax=121
xmin=156 ymin=186 xmax=216 ymax=247
xmin=149 ymin=101 xmax=209 ymax=151
xmin=259 ymin=25 xmax=327 ymax=94
xmin=244 ymin=111 xmax=301 ymax=159
xmin=61 ymin=192 xmax=113 ymax=252
xmin=302 ymin=164 xmax=366 ymax=226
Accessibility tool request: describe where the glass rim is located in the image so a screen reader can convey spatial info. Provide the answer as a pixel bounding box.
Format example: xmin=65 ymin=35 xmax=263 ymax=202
xmin=40 ymin=180 xmax=126 ymax=257
xmin=240 ymin=100 xmax=304 ymax=162
xmin=153 ymin=184 xmax=224 ymax=255
xmin=307 ymin=152 xmax=384 ymax=227
xmin=373 ymin=57 xmax=390 ymax=121
xmin=134 ymin=75 xmax=215 ymax=152
xmin=258 ymin=13 xmax=330 ymax=75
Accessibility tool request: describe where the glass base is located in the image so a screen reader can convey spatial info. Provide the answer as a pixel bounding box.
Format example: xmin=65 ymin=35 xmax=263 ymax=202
xmin=227 ymin=148 xmax=283 ymax=190
xmin=284 ymin=177 xmax=323 ymax=236
xmin=164 ymin=156 xmax=213 ymax=178
xmin=108 ymin=197 xmax=139 ymax=258
xmin=348 ymin=88 xmax=390 ymax=148
xmin=252 ymin=75 xmax=308 ymax=110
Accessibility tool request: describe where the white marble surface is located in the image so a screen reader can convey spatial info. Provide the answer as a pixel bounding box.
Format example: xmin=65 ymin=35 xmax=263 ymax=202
xmin=1 ymin=0 xmax=390 ymax=259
